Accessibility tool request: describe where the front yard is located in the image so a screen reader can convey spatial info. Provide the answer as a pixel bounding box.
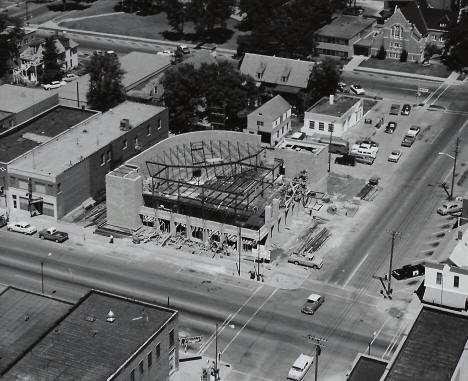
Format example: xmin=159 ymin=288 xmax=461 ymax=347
xmin=359 ymin=57 xmax=451 ymax=78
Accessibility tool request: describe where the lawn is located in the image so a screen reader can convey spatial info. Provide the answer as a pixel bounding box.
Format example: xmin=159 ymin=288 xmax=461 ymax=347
xmin=359 ymin=57 xmax=451 ymax=78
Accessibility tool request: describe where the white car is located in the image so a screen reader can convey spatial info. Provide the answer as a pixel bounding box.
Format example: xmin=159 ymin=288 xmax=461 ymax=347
xmin=388 ymin=150 xmax=402 ymax=163
xmin=42 ymin=80 xmax=66 ymax=90
xmin=350 ymin=84 xmax=365 ymax=95
xmin=437 ymin=200 xmax=463 ymax=215
xmin=407 ymin=126 xmax=421 ymax=137
xmin=287 ymin=354 xmax=314 ymax=380
xmin=157 ymin=50 xmax=175 ymax=56
xmin=301 ymin=293 xmax=325 ymax=315
xmin=7 ymin=221 xmax=37 ymax=235
xmin=62 ymin=73 xmax=78 ymax=82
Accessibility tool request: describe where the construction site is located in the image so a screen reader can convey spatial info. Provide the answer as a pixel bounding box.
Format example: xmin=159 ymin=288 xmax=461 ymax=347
xmin=105 ymin=131 xmax=329 ymax=261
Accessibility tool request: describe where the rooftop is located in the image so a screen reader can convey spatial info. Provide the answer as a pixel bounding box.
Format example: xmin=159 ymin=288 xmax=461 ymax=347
xmin=249 ymin=95 xmax=291 ymax=120
xmin=348 ymin=356 xmax=387 ymax=381
xmin=9 ymin=101 xmax=165 ymax=177
xmin=240 ymin=53 xmax=314 ymax=89
xmin=316 ymin=15 xmax=375 ymax=39
xmin=0 ymin=106 xmax=96 ymax=164
xmin=306 ymin=95 xmax=359 ymax=117
xmin=0 ymin=287 xmax=73 ymax=375
xmin=384 ymin=306 xmax=468 ymax=381
xmin=276 ymin=137 xmax=326 ymax=155
xmin=3 ymin=290 xmax=177 ymax=381
xmin=0 ymin=84 xmax=56 ymax=114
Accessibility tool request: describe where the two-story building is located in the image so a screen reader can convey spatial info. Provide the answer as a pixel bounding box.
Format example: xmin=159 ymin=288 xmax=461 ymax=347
xmin=245 ymin=95 xmax=292 ymax=146
xmin=315 ymin=15 xmax=377 ymax=58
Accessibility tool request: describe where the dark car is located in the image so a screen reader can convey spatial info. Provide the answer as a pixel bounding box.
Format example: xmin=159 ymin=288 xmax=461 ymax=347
xmin=335 ymin=154 xmax=356 ymax=166
xmin=401 ymin=135 xmax=415 ymax=147
xmin=390 ymin=104 xmax=400 ymax=115
xmin=385 ymin=121 xmax=397 ymax=134
xmin=392 ymin=264 xmax=425 ymax=280
xmin=401 ymin=104 xmax=411 ymax=115
xmin=0 ymin=215 xmax=6 ymax=228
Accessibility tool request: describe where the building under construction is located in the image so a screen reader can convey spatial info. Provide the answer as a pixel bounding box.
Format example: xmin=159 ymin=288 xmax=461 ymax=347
xmin=106 ymin=131 xmax=328 ymax=258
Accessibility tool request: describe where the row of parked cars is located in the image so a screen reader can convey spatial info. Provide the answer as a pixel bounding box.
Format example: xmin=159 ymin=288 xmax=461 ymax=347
xmin=42 ymin=73 xmax=78 ymax=90
xmin=3 ymin=222 xmax=69 ymax=243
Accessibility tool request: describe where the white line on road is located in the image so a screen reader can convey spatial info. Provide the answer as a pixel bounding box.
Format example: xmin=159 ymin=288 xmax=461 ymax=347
xmin=199 ymin=285 xmax=263 ymax=355
xmin=343 ymin=252 xmax=370 ymax=288
xmin=298 ymin=287 xmax=378 ymax=307
xmin=230 ymin=369 xmax=274 ymax=381
xmin=221 ymin=288 xmax=278 ymax=355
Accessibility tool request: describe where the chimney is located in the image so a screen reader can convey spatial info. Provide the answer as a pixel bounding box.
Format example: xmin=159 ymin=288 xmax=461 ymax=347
xmin=120 ymin=118 xmax=131 ymax=131
xmin=329 ymin=95 xmax=334 ymax=105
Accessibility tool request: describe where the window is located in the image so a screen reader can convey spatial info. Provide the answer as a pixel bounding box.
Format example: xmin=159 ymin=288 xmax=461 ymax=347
xmin=392 ymin=25 xmax=402 ymax=39
xmin=393 ymin=42 xmax=400 ymax=48
xmin=436 ymin=272 xmax=442 ymax=285
xmin=281 ymin=75 xmax=288 ymax=82
xmin=257 ymin=120 xmax=264 ymax=127
xmin=454 ymin=275 xmax=460 ymax=288
xmin=100 ymin=153 xmax=105 ymax=166
xmin=257 ymin=72 xmax=263 ymax=79
xmin=439 ymin=35 xmax=444 ymax=42
xmin=130 ymin=369 xmax=135 ymax=381
xmin=147 ymin=124 xmax=151 ymax=136
xmin=158 ymin=119 xmax=162 ymax=130
xmin=169 ymin=329 xmax=175 ymax=347
xmin=328 ymin=124 xmax=334 ymax=132
xmin=432 ymin=34 xmax=436 ymax=41
xmin=309 ymin=121 xmax=315 ymax=129
xmin=135 ymin=137 xmax=139 ymax=147
xmin=57 ymin=183 xmax=61 ymax=194
xmin=139 ymin=360 xmax=144 ymax=374
xmin=123 ymin=139 xmax=128 ymax=150
xmin=318 ymin=122 xmax=325 ymax=131
xmin=35 ymin=182 xmax=46 ymax=194
xmin=156 ymin=343 xmax=160 ymax=358
xmin=148 ymin=352 xmax=153 ymax=368
xmin=107 ymin=150 xmax=112 ymax=162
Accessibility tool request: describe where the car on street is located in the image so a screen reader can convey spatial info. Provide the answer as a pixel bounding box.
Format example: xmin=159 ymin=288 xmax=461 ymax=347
xmin=301 ymin=293 xmax=325 ymax=315
xmin=42 ymin=80 xmax=66 ymax=90
xmin=178 ymin=44 xmax=190 ymax=54
xmin=335 ymin=154 xmax=356 ymax=166
xmin=356 ymin=139 xmax=379 ymax=148
xmin=354 ymin=155 xmax=375 ymax=165
xmin=157 ymin=50 xmax=175 ymax=56
xmin=7 ymin=221 xmax=37 ymax=235
xmin=350 ymin=84 xmax=365 ymax=95
xmin=392 ymin=264 xmax=425 ymax=280
xmin=288 ymin=253 xmax=323 ymax=269
xmin=388 ymin=150 xmax=402 ymax=163
xmin=437 ymin=200 xmax=463 ymax=215
xmin=287 ymin=354 xmax=314 ymax=381
xmin=401 ymin=104 xmax=411 ymax=115
xmin=62 ymin=73 xmax=78 ymax=82
xmin=38 ymin=227 xmax=69 ymax=243
xmin=407 ymin=125 xmax=421 ymax=137
xmin=401 ymin=135 xmax=415 ymax=147
xmin=385 ymin=121 xmax=397 ymax=134
xmin=390 ymin=104 xmax=400 ymax=115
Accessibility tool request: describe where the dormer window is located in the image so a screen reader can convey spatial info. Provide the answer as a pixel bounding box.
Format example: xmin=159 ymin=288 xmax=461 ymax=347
xmin=281 ymin=66 xmax=291 ymax=83
xmin=256 ymin=61 xmax=266 ymax=80
xmin=392 ymin=25 xmax=402 ymax=39
xmin=440 ymin=23 xmax=446 ymax=28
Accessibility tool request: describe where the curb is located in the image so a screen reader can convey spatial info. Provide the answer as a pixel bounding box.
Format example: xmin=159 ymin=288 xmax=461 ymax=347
xmin=353 ymin=67 xmax=446 ymax=82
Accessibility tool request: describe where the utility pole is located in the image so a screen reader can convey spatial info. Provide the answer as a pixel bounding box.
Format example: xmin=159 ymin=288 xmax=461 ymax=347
xmin=450 ymin=137 xmax=460 ymax=200
xmin=372 ymin=230 xmax=400 ymax=299
xmin=40 ymin=260 xmax=44 ymax=294
xmin=328 ymin=126 xmax=333 ymax=173
xmin=215 ymin=323 xmax=219 ymax=381
xmin=307 ymin=335 xmax=327 ymax=381
xmin=76 ymin=82 xmax=80 ymax=109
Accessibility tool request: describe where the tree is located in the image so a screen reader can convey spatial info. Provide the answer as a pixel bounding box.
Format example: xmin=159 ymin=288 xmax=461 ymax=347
xmin=376 ymin=45 xmax=386 ymax=60
xmin=442 ymin=12 xmax=468 ymax=72
xmin=303 ymin=57 xmax=341 ymax=108
xmin=86 ymin=52 xmax=126 ymax=111
xmin=164 ymin=0 xmax=187 ymax=34
xmin=399 ymin=49 xmax=408 ymax=62
xmin=424 ymin=43 xmax=441 ymax=60
xmin=188 ymin=0 xmax=234 ymax=36
xmin=0 ymin=14 xmax=24 ymax=78
xmin=40 ymin=36 xmax=63 ymax=84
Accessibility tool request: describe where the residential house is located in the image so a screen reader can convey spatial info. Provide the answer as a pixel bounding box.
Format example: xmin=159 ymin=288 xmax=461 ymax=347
xmin=315 ymin=15 xmax=377 ymax=58
xmin=301 ymin=95 xmax=363 ymax=138
xmin=14 ymin=35 xmax=79 ymax=84
xmin=245 ymin=95 xmax=292 ymax=146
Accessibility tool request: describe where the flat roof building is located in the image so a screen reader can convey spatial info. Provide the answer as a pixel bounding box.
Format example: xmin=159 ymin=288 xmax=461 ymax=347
xmin=6 ymin=101 xmax=168 ymax=219
xmin=0 ymin=287 xmax=178 ymax=381
xmin=0 ymin=84 xmax=59 ymax=130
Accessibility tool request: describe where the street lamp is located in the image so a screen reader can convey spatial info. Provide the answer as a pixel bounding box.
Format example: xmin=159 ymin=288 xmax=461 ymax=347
xmin=41 ymin=252 xmax=52 ymax=295
xmin=368 ymin=331 xmax=377 ymax=355
xmin=439 ymin=137 xmax=460 ymax=201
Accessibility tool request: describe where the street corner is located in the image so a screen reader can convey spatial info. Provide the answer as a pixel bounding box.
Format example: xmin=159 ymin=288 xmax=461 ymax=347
xmin=265 ymin=262 xmax=309 ymax=290
xmin=375 ymin=296 xmax=409 ymax=319
xmin=171 ymin=355 xmax=232 ymax=381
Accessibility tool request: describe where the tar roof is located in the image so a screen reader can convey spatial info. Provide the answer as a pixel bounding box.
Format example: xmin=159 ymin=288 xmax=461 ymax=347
xmin=385 ymin=307 xmax=468 ymax=381
xmin=0 ymin=85 xmax=56 ymax=114
xmin=3 ymin=290 xmax=176 ymax=381
xmin=9 ymin=101 xmax=165 ymax=177
xmin=0 ymin=106 xmax=96 ymax=164
xmin=249 ymin=95 xmax=291 ymax=120
xmin=240 ymin=53 xmax=314 ymax=89
xmin=348 ymin=356 xmax=387 ymax=381
xmin=316 ymin=15 xmax=375 ymax=39
xmin=399 ymin=2 xmax=428 ymax=35
xmin=307 ymin=96 xmax=359 ymax=117
xmin=0 ymin=287 xmax=72 ymax=375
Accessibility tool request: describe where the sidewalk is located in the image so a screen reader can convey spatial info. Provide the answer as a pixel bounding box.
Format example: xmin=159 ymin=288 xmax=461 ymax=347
xmin=172 ymin=356 xmax=231 ymax=381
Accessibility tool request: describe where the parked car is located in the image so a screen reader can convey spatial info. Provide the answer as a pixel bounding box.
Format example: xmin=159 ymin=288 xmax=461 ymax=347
xmin=0 ymin=215 xmax=7 ymax=228
xmin=390 ymin=104 xmax=400 ymax=115
xmin=42 ymin=80 xmax=66 ymax=90
xmin=401 ymin=104 xmax=411 ymax=115
xmin=401 ymin=135 xmax=415 ymax=147
xmin=335 ymin=154 xmax=356 ymax=166
xmin=38 ymin=227 xmax=69 ymax=243
xmin=157 ymin=49 xmax=175 ymax=56
xmin=350 ymin=84 xmax=365 ymax=95
xmin=301 ymin=293 xmax=325 ymax=315
xmin=388 ymin=150 xmax=402 ymax=163
xmin=288 ymin=253 xmax=323 ymax=269
xmin=7 ymin=221 xmax=37 ymax=235
xmin=354 ymin=155 xmax=375 ymax=165
xmin=392 ymin=264 xmax=425 ymax=280
xmin=356 ymin=139 xmax=379 ymax=148
xmin=287 ymin=354 xmax=314 ymax=381
xmin=337 ymin=82 xmax=347 ymax=92
xmin=437 ymin=200 xmax=463 ymax=215
xmin=178 ymin=44 xmax=190 ymax=54
xmin=407 ymin=125 xmax=421 ymax=137
xmin=62 ymin=73 xmax=78 ymax=82
xmin=385 ymin=121 xmax=397 ymax=134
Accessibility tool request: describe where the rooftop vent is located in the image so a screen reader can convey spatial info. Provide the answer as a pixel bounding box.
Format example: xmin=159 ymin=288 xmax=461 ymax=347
xmin=120 ymin=118 xmax=131 ymax=131
xmin=106 ymin=310 xmax=116 ymax=323
xmin=85 ymin=315 xmax=96 ymax=322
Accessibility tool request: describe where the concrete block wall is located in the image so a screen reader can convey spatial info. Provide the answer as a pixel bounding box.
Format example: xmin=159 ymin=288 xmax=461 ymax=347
xmin=14 ymin=93 xmax=59 ymax=127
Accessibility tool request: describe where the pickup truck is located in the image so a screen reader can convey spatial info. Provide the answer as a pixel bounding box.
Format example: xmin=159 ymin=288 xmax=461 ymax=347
xmin=288 ymin=253 xmax=323 ymax=269
xmin=38 ymin=227 xmax=69 ymax=243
